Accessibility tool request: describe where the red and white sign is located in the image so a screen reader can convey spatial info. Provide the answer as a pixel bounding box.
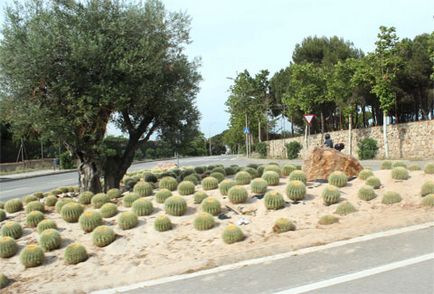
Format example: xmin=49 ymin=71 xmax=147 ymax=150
xmin=303 ymin=114 xmax=316 ymax=125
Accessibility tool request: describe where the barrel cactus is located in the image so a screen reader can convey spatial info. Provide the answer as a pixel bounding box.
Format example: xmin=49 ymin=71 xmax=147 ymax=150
xmin=133 ymin=182 xmax=154 ymax=197
xmin=60 ymin=202 xmax=84 ymax=223
xmin=25 ymin=201 xmax=45 ymax=213
xmin=23 ymin=195 xmax=38 ymax=205
xmin=219 ymin=179 xmax=236 ymax=196
xmin=107 ymin=188 xmax=122 ymax=199
xmin=4 ymin=198 xmax=23 ymax=213
xmin=289 ymin=170 xmax=307 ymax=184
xmin=201 ymin=197 xmax=221 ymax=216
xmin=0 ymin=273 xmax=9 ymax=289
xmin=159 ymin=176 xmax=178 ymax=191
xmin=424 ymin=163 xmax=434 ymax=174
xmin=282 ymin=164 xmax=297 ymax=177
xmin=39 ymin=229 xmax=61 ymax=251
xmin=224 ymin=166 xmax=236 ymax=176
xmin=79 ymin=210 xmax=103 ymax=232
xmin=154 ymin=189 xmax=171 ymax=204
xmin=154 ymin=215 xmax=172 ymax=232
xmin=55 ymin=198 xmax=73 ymax=213
xmin=286 ymin=180 xmax=306 ymax=202
xmin=143 ymin=172 xmax=158 ymax=183
xmin=210 ymin=172 xmax=225 ymax=183
xmin=64 ymin=243 xmax=88 ymax=265
xmin=193 ymin=191 xmax=208 ymax=204
xmin=194 ymin=166 xmax=206 ymax=174
xmin=183 ymin=174 xmax=200 ymax=185
xmin=122 ymin=192 xmax=140 ymax=207
xmin=392 ymin=161 xmax=407 ymax=168
xmin=421 ymin=194 xmax=434 ymax=207
xmin=132 ymin=198 xmax=154 ymax=216
xmin=321 ymin=185 xmax=341 ymax=206
xmin=328 ymin=171 xmax=348 ymax=188
xmin=0 ymin=236 xmax=18 ymax=258
xmin=201 ymin=176 xmax=219 ymax=190
xmin=257 ymin=165 xmax=265 ymax=177
xmin=358 ymin=169 xmax=374 ymax=180
xmin=117 ymin=211 xmax=138 ymax=230
xmin=382 ymin=191 xmax=402 ymax=205
xmin=0 ymin=201 xmax=3 ymax=209
xmin=318 ymin=215 xmax=339 ymax=225
xmin=263 ymin=164 xmax=281 ymax=176
xmin=26 ymin=211 xmax=45 ymax=227
xmin=366 ymin=176 xmax=381 ymax=189
xmin=1 ymin=221 xmax=23 ymax=239
xmin=178 ymin=181 xmax=196 ymax=196
xmin=358 ymin=185 xmax=376 ymax=201
xmin=234 ymin=171 xmax=252 ymax=185
xmin=381 ymin=160 xmax=393 ymax=170
xmin=37 ymin=219 xmax=57 ymax=234
xmin=193 ymin=212 xmax=215 ymax=231
xmin=44 ymin=195 xmax=58 ymax=207
xmin=222 ymin=224 xmax=244 ymax=244
xmin=211 ymin=167 xmax=226 ymax=176
xmin=391 ymin=167 xmax=409 ymax=180
xmin=272 ymin=218 xmax=296 ymax=233
xmin=421 ymin=181 xmax=434 ymax=197
xmin=100 ymin=203 xmax=118 ymax=218
xmin=264 ymin=191 xmax=285 ymax=210
xmin=250 ymin=178 xmax=268 ymax=194
xmin=242 ymin=167 xmax=259 ymax=179
xmin=91 ymin=193 xmax=110 ymax=209
xmin=50 ymin=189 xmax=61 ymax=196
xmin=228 ymin=186 xmax=248 ymax=204
xmin=78 ymin=191 xmax=94 ymax=204
xmin=20 ymin=244 xmax=45 ymax=267
xmin=408 ymin=164 xmax=421 ymax=171
xmin=335 ymin=201 xmax=357 ymax=215
xmin=92 ymin=225 xmax=116 ymax=247
xmin=261 ymin=171 xmax=280 ymax=186
xmin=164 ymin=196 xmax=187 ymax=216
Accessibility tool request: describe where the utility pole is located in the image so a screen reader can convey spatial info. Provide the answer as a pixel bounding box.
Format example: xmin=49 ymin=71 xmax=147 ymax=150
xmin=245 ymin=112 xmax=249 ymax=158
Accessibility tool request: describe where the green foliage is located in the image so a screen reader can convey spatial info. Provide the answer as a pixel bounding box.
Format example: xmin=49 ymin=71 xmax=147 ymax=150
xmin=59 ymin=152 xmax=75 ymax=169
xmin=222 ymin=224 xmax=244 ymax=244
xmin=285 ymin=142 xmax=302 ymax=159
xmin=193 ymin=213 xmax=215 ymax=231
xmin=37 ymin=219 xmax=57 ymax=234
xmin=318 ymin=215 xmax=339 ymax=225
xmin=234 ymin=171 xmax=252 ymax=185
xmin=44 ymin=195 xmax=58 ymax=207
xmin=92 ymin=226 xmax=116 ymax=247
xmin=20 ymin=244 xmax=45 ymax=268
xmin=273 ymin=218 xmax=296 ymax=233
xmin=264 ymin=191 xmax=285 ymax=210
xmin=250 ymin=178 xmax=268 ymax=194
xmin=282 ymin=164 xmax=297 ymax=177
xmin=64 ymin=243 xmax=88 ymax=265
xmin=408 ymin=164 xmax=421 ymax=171
xmin=107 ymin=188 xmax=122 ymax=199
xmin=391 ymin=167 xmax=409 ymax=180
xmin=0 ymin=210 xmax=5 ymax=222
xmin=335 ymin=201 xmax=357 ymax=215
xmin=357 ymin=138 xmax=378 ymax=160
xmin=219 ymin=179 xmax=236 ymax=196
xmin=421 ymin=194 xmax=434 ymax=207
xmin=164 ymin=196 xmax=187 ymax=216
xmin=358 ymin=169 xmax=374 ymax=180
xmin=392 ymin=161 xmax=407 ymax=168
xmin=154 ymin=215 xmax=172 ymax=232
xmin=358 ymin=185 xmax=377 ymax=201
xmin=328 ymin=171 xmax=348 ymax=187
xmin=25 ymin=201 xmax=45 ymax=214
xmin=79 ymin=210 xmax=103 ymax=233
xmin=289 ymin=170 xmax=307 ymax=184
xmin=117 ymin=211 xmax=139 ymax=230
xmin=134 ymin=182 xmax=154 ymax=197
xmin=177 ymin=181 xmax=196 ymax=196
xmin=39 ymin=229 xmax=61 ymax=251
xmin=91 ymin=193 xmax=110 ymax=209
xmin=321 ymin=185 xmax=341 ymax=206
xmin=159 ymin=177 xmax=178 ymax=191
xmin=201 ymin=176 xmax=219 ymax=190
xmin=60 ymin=203 xmax=84 ymax=223
xmin=4 ymin=198 xmax=23 ymax=213
xmin=1 ymin=221 xmax=23 ymax=239
xmin=382 ymin=191 xmax=402 ymax=205
xmin=255 ymin=142 xmax=267 ymax=158
xmin=201 ymin=197 xmax=222 ymax=216
xmin=143 ymin=173 xmax=158 ymax=183
xmin=100 ymin=203 xmax=118 ymax=218
xmin=26 ymin=211 xmax=45 ymax=228
xmin=79 ymin=191 xmax=94 ymax=205
xmin=424 ymin=163 xmax=434 ymax=174
xmin=23 ymin=195 xmax=38 ymax=205
xmin=210 ymin=172 xmax=225 ymax=183
xmin=381 ymin=160 xmax=393 ymax=170
xmin=0 ymin=273 xmax=10 ymax=289
xmin=228 ymin=186 xmax=248 ymax=204
xmin=155 ymin=189 xmax=173 ymax=204
xmin=193 ymin=191 xmax=208 ymax=204
xmin=261 ymin=171 xmax=280 ymax=186
xmin=421 ymin=181 xmax=434 ymax=197
xmin=0 ymin=202 xmax=3 ymax=209
xmin=122 ymin=192 xmax=140 ymax=208
xmin=285 ymin=180 xmax=306 ymax=201
xmin=132 ymin=198 xmax=154 ymax=216
xmin=366 ymin=176 xmax=381 ymax=189
xmin=0 ymin=236 xmax=18 ymax=258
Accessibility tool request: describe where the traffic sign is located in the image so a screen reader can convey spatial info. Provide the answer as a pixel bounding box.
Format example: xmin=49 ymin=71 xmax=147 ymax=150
xmin=243 ymin=127 xmax=250 ymax=134
xmin=303 ymin=114 xmax=316 ymax=125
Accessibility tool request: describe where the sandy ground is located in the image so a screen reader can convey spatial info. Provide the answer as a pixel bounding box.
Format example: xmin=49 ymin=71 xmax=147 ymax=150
xmin=1 ymin=169 xmax=433 ymax=293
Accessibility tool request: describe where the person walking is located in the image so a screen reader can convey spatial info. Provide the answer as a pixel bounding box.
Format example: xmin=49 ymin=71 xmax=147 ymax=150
xmin=324 ymin=133 xmax=333 ymax=148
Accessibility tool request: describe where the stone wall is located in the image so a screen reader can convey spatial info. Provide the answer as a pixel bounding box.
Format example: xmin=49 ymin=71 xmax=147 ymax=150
xmin=267 ymin=120 xmax=434 ymax=160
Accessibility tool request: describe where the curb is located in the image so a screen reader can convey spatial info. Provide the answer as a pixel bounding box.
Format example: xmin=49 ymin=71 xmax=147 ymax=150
xmin=0 ymin=169 xmax=77 ymax=183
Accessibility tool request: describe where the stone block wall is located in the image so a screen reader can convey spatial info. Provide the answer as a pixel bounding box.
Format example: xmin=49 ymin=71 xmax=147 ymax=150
xmin=267 ymin=120 xmax=434 ymax=160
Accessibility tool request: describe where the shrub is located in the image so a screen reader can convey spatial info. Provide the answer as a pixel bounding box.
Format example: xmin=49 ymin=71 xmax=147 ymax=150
xmin=201 ymin=197 xmax=221 ymax=216
xmin=154 ymin=215 xmax=172 ymax=232
xmin=107 ymin=188 xmax=122 ymax=199
xmin=122 ymin=192 xmax=140 ymax=207
xmin=64 ymin=243 xmax=88 ymax=265
xmin=23 ymin=195 xmax=38 ymax=205
xmin=285 ymin=141 xmax=302 ymax=159
xmin=228 ymin=186 xmax=248 ymax=204
xmin=219 ymin=179 xmax=236 ymax=196
xmin=289 ymin=170 xmax=307 ymax=184
xmin=335 ymin=201 xmax=357 ymax=215
xmin=408 ymin=164 xmax=421 ymax=171
xmin=79 ymin=210 xmax=103 ymax=232
xmin=1 ymin=221 xmax=23 ymax=239
xmin=421 ymin=181 xmax=434 ymax=197
xmin=392 ymin=161 xmax=407 ymax=168
xmin=25 ymin=201 xmax=45 ymax=213
xmin=285 ymin=180 xmax=306 ymax=201
xmin=381 ymin=160 xmax=393 ymax=170
xmin=358 ymin=185 xmax=376 ymax=201
xmin=132 ymin=198 xmax=154 ymax=216
xmin=272 ymin=218 xmax=296 ymax=233
xmin=59 ymin=151 xmax=75 ymax=169
xmin=0 ymin=236 xmax=18 ymax=258
xmin=318 ymin=215 xmax=339 ymax=225
xmin=382 ymin=191 xmax=402 ymax=205
xmin=0 ymin=209 xmax=5 ymax=222
xmin=20 ymin=244 xmax=45 ymax=267
xmin=357 ymin=138 xmax=378 ymax=160
xmin=255 ymin=142 xmax=267 ymax=158
xmin=366 ymin=176 xmax=381 ymax=189
xmin=91 ymin=193 xmax=110 ymax=209
xmin=201 ymin=177 xmax=219 ymax=190
xmin=164 ymin=196 xmax=187 ymax=216
xmin=282 ymin=164 xmax=297 ymax=177
xmin=193 ymin=191 xmax=208 ymax=204
xmin=250 ymin=178 xmax=268 ymax=194
xmin=178 ymin=181 xmax=196 ymax=196
xmin=117 ymin=211 xmax=139 ymax=230
xmin=4 ymin=198 xmax=23 ymax=213
xmin=26 ymin=211 xmax=45 ymax=227
xmin=100 ymin=203 xmax=118 ymax=218
xmin=421 ymin=194 xmax=434 ymax=207
xmin=321 ymin=185 xmax=341 ymax=206
xmin=159 ymin=176 xmax=178 ymax=191
xmin=391 ymin=167 xmax=409 ymax=180
xmin=60 ymin=203 xmax=84 ymax=223
xmin=358 ymin=169 xmax=374 ymax=180
xmin=37 ymin=219 xmax=57 ymax=234
xmin=328 ymin=171 xmax=348 ymax=187
xmin=264 ymin=191 xmax=285 ymax=210
xmin=210 ymin=172 xmax=225 ymax=183
xmin=424 ymin=163 xmax=434 ymax=174
xmin=44 ymin=195 xmax=58 ymax=207
xmin=193 ymin=213 xmax=215 ymax=231
xmin=39 ymin=229 xmax=61 ymax=251
xmin=0 ymin=273 xmax=10 ymax=289
xmin=261 ymin=171 xmax=280 ymax=186
xmin=92 ymin=225 xmax=116 ymax=247
xmin=234 ymin=171 xmax=252 ymax=185
xmin=222 ymin=224 xmax=244 ymax=244
xmin=78 ymin=191 xmax=94 ymax=204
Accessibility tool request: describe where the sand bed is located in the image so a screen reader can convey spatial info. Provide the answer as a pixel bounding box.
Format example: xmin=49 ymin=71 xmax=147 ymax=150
xmin=1 ymin=169 xmax=433 ymax=293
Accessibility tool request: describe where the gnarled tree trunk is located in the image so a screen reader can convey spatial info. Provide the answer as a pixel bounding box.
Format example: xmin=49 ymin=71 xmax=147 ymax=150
xmin=79 ymin=160 xmax=102 ymax=193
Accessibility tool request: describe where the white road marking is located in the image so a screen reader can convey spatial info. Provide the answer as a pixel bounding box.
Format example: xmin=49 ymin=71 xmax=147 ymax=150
xmin=276 ymin=253 xmax=434 ymax=294
xmin=91 ymin=222 xmax=434 ymax=294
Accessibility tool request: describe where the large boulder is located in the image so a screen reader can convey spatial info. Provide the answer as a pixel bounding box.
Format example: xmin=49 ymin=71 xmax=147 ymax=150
xmin=303 ymin=147 xmax=363 ymax=181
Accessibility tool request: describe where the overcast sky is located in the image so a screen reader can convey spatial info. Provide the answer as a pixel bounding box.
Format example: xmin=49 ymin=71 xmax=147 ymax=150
xmin=1 ymin=0 xmax=432 ymax=138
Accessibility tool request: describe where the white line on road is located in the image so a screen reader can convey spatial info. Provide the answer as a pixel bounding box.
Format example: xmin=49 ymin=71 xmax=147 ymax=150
xmin=275 ymin=253 xmax=434 ymax=294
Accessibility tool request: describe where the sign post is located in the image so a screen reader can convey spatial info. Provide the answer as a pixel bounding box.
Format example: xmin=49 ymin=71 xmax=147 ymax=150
xmin=303 ymin=114 xmax=316 ymax=150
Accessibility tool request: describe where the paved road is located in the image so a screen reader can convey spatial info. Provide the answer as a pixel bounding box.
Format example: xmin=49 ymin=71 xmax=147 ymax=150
xmin=109 ymin=225 xmax=434 ymax=294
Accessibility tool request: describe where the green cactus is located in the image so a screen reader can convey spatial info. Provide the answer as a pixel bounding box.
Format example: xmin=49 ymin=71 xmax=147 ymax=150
xmin=55 ymin=198 xmax=73 ymax=213
xmin=122 ymin=192 xmax=140 ymax=208
xmin=335 ymin=201 xmax=357 ymax=215
xmin=154 ymin=215 xmax=172 ymax=232
xmin=381 ymin=160 xmax=392 ymax=169
xmin=289 ymin=170 xmax=307 ymax=184
xmin=228 ymin=186 xmax=248 ymax=204
xmin=193 ymin=191 xmax=208 ymax=204
xmin=234 ymin=171 xmax=252 ymax=185
xmin=159 ymin=176 xmax=178 ymax=191
xmin=107 ymin=188 xmax=122 ymax=199
xmin=210 ymin=172 xmax=225 ymax=183
xmin=50 ymin=189 xmax=62 ymax=196
xmin=241 ymin=167 xmax=259 ymax=178
xmin=358 ymin=185 xmax=377 ymax=201
xmin=222 ymin=224 xmax=244 ymax=244
xmin=164 ymin=196 xmax=187 ymax=216
xmin=424 ymin=163 xmax=434 ymax=174
xmin=225 ymin=166 xmax=236 ymax=176
xmin=100 ymin=203 xmax=118 ymax=218
xmin=358 ymin=169 xmax=374 ymax=180
xmin=391 ymin=167 xmax=409 ymax=180
xmin=420 ymin=181 xmax=434 ymax=197
xmin=60 ymin=202 xmax=84 ymax=223
xmin=318 ymin=215 xmax=339 ymax=225
xmin=0 ymin=273 xmax=10 ymax=289
xmin=421 ymin=194 xmax=434 ymax=207
xmin=194 ymin=166 xmax=206 ymax=174
xmin=1 ymin=221 xmax=23 ymax=239
xmin=183 ymin=174 xmax=200 ymax=185
xmin=282 ymin=164 xmax=297 ymax=177
xmin=286 ymin=180 xmax=306 ymax=202
xmin=117 ymin=211 xmax=139 ymax=230
xmin=20 ymin=244 xmax=45 ymax=267
xmin=0 ymin=201 xmax=3 ymax=209
xmin=64 ymin=243 xmax=88 ymax=265
xmin=193 ymin=212 xmax=215 ymax=231
xmin=0 ymin=209 xmax=5 ymax=222
xmin=23 ymin=195 xmax=38 ymax=205
xmin=78 ymin=191 xmax=94 ymax=204
xmin=155 ymin=189 xmax=173 ymax=204
xmin=178 ymin=181 xmax=196 ymax=196
xmin=143 ymin=172 xmax=158 ymax=183
xmin=59 ymin=187 xmax=69 ymax=193
xmin=132 ymin=198 xmax=154 ymax=216
xmin=26 ymin=211 xmax=45 ymax=227
xmin=272 ymin=218 xmax=296 ymax=233
xmin=201 ymin=176 xmax=219 ymax=190
xmin=0 ymin=236 xmax=18 ymax=258
xmin=79 ymin=210 xmax=103 ymax=232
xmin=321 ymin=185 xmax=341 ymax=206
xmin=264 ymin=191 xmax=285 ymax=210
xmin=263 ymin=164 xmax=282 ymax=176
xmin=408 ymin=164 xmax=421 ymax=171
xmin=25 ymin=201 xmax=45 ymax=213
xmin=44 ymin=195 xmax=58 ymax=207
xmin=219 ymin=179 xmax=236 ymax=196
xmin=32 ymin=192 xmax=43 ymax=199
xmin=250 ymin=178 xmax=268 ymax=194
xmin=4 ymin=198 xmax=23 ymax=213
xmin=201 ymin=197 xmax=222 ymax=216
xmin=327 ymin=171 xmax=348 ymax=187
xmin=382 ymin=191 xmax=402 ymax=205
xmin=366 ymin=176 xmax=381 ymax=189
xmin=92 ymin=225 xmax=116 ymax=247
xmin=133 ymin=181 xmax=154 ymax=197
xmin=257 ymin=165 xmax=265 ymax=177
xmin=392 ymin=161 xmax=407 ymax=168
xmin=211 ymin=167 xmax=226 ymax=176
xmin=91 ymin=193 xmax=110 ymax=209
xmin=39 ymin=229 xmax=61 ymax=251
xmin=261 ymin=171 xmax=280 ymax=186
xmin=37 ymin=219 xmax=57 ymax=234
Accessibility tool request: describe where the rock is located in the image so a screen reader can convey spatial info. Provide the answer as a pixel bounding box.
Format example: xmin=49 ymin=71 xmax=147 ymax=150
xmin=303 ymin=147 xmax=363 ymax=181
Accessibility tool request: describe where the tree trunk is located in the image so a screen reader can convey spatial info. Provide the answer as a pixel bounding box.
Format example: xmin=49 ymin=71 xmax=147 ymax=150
xmin=258 ymin=121 xmax=261 ymax=142
xmin=79 ymin=160 xmax=102 ymax=193
xmin=383 ymin=110 xmax=389 ymax=159
xmin=348 ymin=114 xmax=352 ymax=156
xmin=320 ymin=111 xmax=325 ymax=144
